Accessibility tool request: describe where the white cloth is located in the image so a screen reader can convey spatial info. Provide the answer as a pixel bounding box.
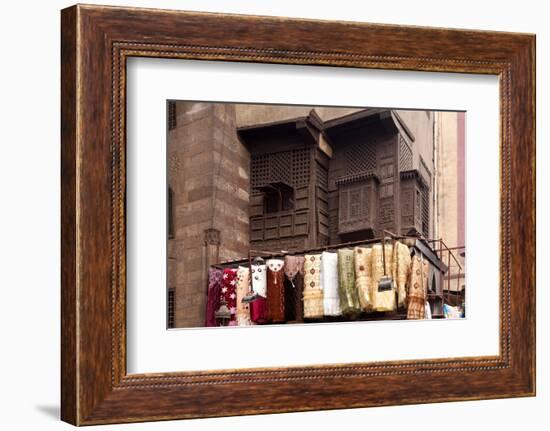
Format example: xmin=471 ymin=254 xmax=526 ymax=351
xmin=266 ymin=259 xmax=284 ymax=273
xmin=250 ymin=263 xmax=267 ymax=298
xmin=424 ymin=301 xmax=432 ymax=319
xmin=321 ymin=251 xmax=341 ymax=316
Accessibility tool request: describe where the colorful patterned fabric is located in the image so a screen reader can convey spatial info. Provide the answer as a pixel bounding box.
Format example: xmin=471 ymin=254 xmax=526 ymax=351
xmin=407 ymin=253 xmax=429 ymax=319
xmin=443 ymin=303 xmax=463 ymax=319
xmin=266 ymin=259 xmax=286 ymax=323
xmin=284 ymin=255 xmax=305 ymax=322
xmin=371 ymin=243 xmax=396 ymax=312
xmin=303 ymin=254 xmax=323 ymax=318
xmin=321 ymin=251 xmax=341 ymax=316
xmin=236 ymin=266 xmax=253 ymax=326
xmin=392 ymin=241 xmax=412 ymax=309
xmin=337 ymin=249 xmax=361 ymax=315
xmin=205 ymin=267 xmax=223 ymax=327
xmin=219 ymin=268 xmax=238 ymax=326
xmin=354 ymin=246 xmax=373 ymax=312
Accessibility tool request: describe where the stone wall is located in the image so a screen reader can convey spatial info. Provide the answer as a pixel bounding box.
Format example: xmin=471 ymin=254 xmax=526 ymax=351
xmin=167 ymin=102 xmax=249 ymax=328
xmin=434 ymin=111 xmax=466 ymax=291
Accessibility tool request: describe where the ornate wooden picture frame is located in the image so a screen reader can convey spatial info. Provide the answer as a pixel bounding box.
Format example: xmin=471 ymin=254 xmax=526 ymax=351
xmin=61 ymin=4 xmax=535 ymax=425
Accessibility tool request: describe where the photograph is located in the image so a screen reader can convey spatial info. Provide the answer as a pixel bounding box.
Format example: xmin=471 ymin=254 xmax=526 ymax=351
xmin=166 ymin=102 xmax=466 ymax=329
xmin=50 ymin=2 xmax=536 ymax=426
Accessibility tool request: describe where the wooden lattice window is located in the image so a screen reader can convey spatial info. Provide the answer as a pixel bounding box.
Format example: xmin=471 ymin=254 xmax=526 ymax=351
xmin=337 ymin=179 xmax=376 ymax=236
xmin=418 ymin=156 xmax=431 ymax=237
xmin=291 ymin=149 xmax=310 ymax=186
xmin=167 ymin=288 xmax=175 ymax=328
xmin=422 ymin=187 xmax=430 ymax=237
xmin=415 ymin=189 xmax=422 ymax=225
xmin=168 ymin=101 xmax=177 ymax=130
xmin=399 ymin=136 xmax=413 ymax=171
xmin=345 ymin=140 xmax=377 ymax=174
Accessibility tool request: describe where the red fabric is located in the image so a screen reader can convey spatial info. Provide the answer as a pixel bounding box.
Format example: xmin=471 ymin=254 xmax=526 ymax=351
xmin=219 ymin=268 xmax=238 ymax=326
xmin=249 ymin=296 xmax=268 ymax=324
xmin=205 ymin=267 xmax=223 ymax=327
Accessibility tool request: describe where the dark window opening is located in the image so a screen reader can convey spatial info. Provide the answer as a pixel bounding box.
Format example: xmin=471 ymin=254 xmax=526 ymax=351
xmin=168 ymin=187 xmax=174 ymax=239
xmin=167 ymin=288 xmax=175 ymax=328
xmin=168 ymin=101 xmax=177 ymax=130
xmin=340 ymin=228 xmax=376 ymax=243
xmin=261 ymin=183 xmax=295 ymax=214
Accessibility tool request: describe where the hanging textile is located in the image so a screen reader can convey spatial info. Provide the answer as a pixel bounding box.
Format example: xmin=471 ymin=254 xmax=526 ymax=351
xmin=407 ymin=253 xmax=429 ymax=319
xmin=321 ymin=251 xmax=341 ymax=316
xmin=443 ymin=303 xmax=463 ymax=318
xmin=266 ymin=259 xmax=286 ymax=323
xmin=284 ymin=255 xmax=305 ymax=322
xmin=205 ymin=267 xmax=223 ymax=327
xmin=219 ymin=268 xmax=238 ymax=326
xmin=392 ymin=241 xmax=412 ymax=309
xmin=371 ymin=243 xmax=396 ymax=312
xmin=354 ymin=246 xmax=373 ymax=312
xmin=236 ymin=266 xmax=253 ymax=326
xmin=424 ymin=301 xmax=432 ymax=319
xmin=249 ymin=296 xmax=267 ymax=324
xmin=337 ymin=249 xmax=361 ymax=315
xmin=303 ymin=254 xmax=324 ymax=318
xmin=251 ymin=263 xmax=267 ymax=297
xmin=249 ymin=262 xmax=267 ymax=324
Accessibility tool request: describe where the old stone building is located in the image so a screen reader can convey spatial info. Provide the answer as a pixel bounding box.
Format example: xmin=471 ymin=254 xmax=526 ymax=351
xmin=167 ymin=102 xmax=464 ymax=328
xmin=433 ymin=111 xmax=466 ymax=302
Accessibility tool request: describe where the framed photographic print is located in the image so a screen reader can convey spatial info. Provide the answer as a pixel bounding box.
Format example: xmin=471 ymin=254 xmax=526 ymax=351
xmin=61 ymin=4 xmax=535 ymax=425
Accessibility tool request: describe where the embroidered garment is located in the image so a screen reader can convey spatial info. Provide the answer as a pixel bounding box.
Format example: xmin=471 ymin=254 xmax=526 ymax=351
xmin=266 ymin=259 xmax=286 ymax=323
xmin=236 ymin=266 xmax=253 ymax=326
xmin=251 ymin=263 xmax=267 ymax=297
xmin=303 ymin=254 xmax=324 ymax=318
xmin=407 ymin=254 xmax=429 ymax=319
xmin=392 ymin=241 xmax=412 ymax=309
xmin=205 ymin=267 xmax=223 ymax=327
xmin=321 ymin=251 xmax=341 ymax=316
xmin=354 ymin=246 xmax=373 ymax=312
xmin=250 ymin=263 xmax=267 ymax=323
xmin=284 ymin=255 xmax=305 ymax=322
xmin=219 ymin=268 xmax=238 ymax=326
xmin=337 ymin=249 xmax=361 ymax=315
xmin=371 ymin=243 xmax=396 ymax=312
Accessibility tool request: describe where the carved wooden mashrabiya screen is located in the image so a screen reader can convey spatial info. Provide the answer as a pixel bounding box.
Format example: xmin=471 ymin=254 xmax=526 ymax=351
xmin=239 ymin=108 xmax=433 ymax=253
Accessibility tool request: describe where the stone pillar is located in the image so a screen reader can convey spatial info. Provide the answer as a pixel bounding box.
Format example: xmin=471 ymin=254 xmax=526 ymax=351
xmin=203 ymin=227 xmax=221 ymax=290
xmin=168 ymin=102 xmax=249 ymax=328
